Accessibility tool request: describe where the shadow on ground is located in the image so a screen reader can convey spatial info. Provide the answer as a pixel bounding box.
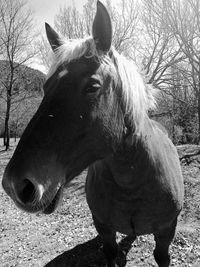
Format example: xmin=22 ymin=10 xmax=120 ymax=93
xmin=44 ymin=235 xmax=127 ymax=267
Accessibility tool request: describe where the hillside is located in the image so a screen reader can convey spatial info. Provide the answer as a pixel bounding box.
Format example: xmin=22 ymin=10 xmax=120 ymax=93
xmin=0 ymin=60 xmax=46 ymax=137
xmin=0 ymin=60 xmax=46 ymax=94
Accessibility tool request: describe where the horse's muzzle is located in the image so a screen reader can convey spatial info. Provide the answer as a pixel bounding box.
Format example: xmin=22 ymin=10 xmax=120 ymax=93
xmin=2 ymin=171 xmax=45 ymax=212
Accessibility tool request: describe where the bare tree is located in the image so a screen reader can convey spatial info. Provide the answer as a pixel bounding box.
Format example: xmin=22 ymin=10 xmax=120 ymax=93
xmin=140 ymin=0 xmax=184 ymax=89
xmin=105 ymin=0 xmax=140 ymax=56
xmin=135 ymin=0 xmax=200 ymax=143
xmin=83 ymin=0 xmax=96 ymax=36
xmin=0 ymin=0 xmax=37 ymax=150
xmin=54 ymin=4 xmax=85 ymax=39
xmin=36 ymin=36 xmax=51 ymax=71
xmin=53 ymin=0 xmax=140 ymax=55
xmin=163 ymin=0 xmax=200 ymax=142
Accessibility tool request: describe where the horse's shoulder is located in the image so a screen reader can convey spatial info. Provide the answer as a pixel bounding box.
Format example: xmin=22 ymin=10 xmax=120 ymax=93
xmin=149 ymin=119 xmax=179 ymax=161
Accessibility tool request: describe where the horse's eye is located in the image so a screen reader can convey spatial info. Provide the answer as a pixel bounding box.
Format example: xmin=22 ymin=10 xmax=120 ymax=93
xmin=85 ymin=83 xmax=101 ymax=94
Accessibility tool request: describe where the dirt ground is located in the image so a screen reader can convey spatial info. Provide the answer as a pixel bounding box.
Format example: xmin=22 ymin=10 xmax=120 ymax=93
xmin=0 ymin=142 xmax=200 ymax=267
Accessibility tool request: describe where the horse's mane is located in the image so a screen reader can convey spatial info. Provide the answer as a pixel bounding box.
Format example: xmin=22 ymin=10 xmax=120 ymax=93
xmin=47 ymin=37 xmax=157 ymax=133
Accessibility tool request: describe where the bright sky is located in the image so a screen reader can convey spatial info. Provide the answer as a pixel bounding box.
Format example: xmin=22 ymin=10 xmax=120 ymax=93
xmin=27 ymin=0 xmax=86 ymax=32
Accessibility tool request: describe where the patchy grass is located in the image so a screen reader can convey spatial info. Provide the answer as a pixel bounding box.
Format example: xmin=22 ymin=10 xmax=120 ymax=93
xmin=0 ymin=144 xmax=200 ymax=267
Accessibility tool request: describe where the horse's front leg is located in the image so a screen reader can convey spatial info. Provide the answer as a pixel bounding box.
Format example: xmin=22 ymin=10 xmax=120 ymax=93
xmin=93 ymin=215 xmax=118 ymax=267
xmin=119 ymin=234 xmax=136 ymax=258
xmin=153 ymin=218 xmax=177 ymax=267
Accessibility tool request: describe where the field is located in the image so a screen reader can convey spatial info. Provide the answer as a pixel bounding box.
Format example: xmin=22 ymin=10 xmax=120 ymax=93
xmin=0 ymin=141 xmax=200 ymax=267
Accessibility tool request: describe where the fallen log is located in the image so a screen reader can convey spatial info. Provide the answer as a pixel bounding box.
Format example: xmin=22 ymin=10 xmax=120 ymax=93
xmin=176 ymin=145 xmax=200 ymax=166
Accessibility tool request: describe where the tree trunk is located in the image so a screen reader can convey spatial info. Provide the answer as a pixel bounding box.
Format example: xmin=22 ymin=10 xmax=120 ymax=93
xmin=14 ymin=123 xmax=18 ymax=142
xmin=3 ymin=63 xmax=15 ymax=150
xmin=14 ymin=131 xmax=17 ymax=142
xmin=172 ymin=97 xmax=175 ymax=143
xmin=4 ymin=88 xmax=11 ymax=150
xmin=198 ymin=90 xmax=200 ymax=144
xmin=198 ymin=64 xmax=200 ymax=145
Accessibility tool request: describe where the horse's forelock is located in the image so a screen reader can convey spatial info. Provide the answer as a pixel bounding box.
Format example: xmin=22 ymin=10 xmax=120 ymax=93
xmin=47 ymin=37 xmax=98 ymax=79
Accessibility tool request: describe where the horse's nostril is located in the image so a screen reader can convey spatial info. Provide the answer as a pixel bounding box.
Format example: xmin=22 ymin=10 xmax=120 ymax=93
xmin=18 ymin=179 xmax=36 ymax=204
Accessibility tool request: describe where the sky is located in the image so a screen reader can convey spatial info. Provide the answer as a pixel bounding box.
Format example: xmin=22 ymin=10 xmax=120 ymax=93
xmin=26 ymin=0 xmax=87 ymax=72
xmin=27 ymin=0 xmax=86 ymax=32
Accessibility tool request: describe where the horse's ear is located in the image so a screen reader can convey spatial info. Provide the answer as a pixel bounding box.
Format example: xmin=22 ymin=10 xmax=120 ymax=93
xmin=92 ymin=1 xmax=112 ymax=53
xmin=45 ymin=23 xmax=62 ymax=52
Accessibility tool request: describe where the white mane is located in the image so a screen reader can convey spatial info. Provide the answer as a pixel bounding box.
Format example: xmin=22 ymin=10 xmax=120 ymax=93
xmin=47 ymin=37 xmax=157 ymax=133
xmin=111 ymin=49 xmax=157 ymax=132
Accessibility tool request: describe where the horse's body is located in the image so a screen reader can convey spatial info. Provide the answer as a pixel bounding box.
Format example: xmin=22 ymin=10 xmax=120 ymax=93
xmin=85 ymin=117 xmax=183 ymax=267
xmin=86 ymin=119 xmax=183 ymax=237
xmin=2 ymin=2 xmax=184 ymax=266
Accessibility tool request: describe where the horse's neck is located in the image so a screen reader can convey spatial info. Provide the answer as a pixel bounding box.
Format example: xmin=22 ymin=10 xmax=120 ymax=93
xmin=106 ymin=118 xmax=159 ymax=187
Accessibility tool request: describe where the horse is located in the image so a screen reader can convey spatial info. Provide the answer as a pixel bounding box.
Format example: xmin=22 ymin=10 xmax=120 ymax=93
xmin=2 ymin=1 xmax=184 ymax=266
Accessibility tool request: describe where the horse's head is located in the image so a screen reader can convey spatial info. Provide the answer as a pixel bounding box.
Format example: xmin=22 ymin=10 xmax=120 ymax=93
xmin=2 ymin=2 xmax=119 ymax=213
xmin=2 ymin=1 xmax=155 ymax=214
